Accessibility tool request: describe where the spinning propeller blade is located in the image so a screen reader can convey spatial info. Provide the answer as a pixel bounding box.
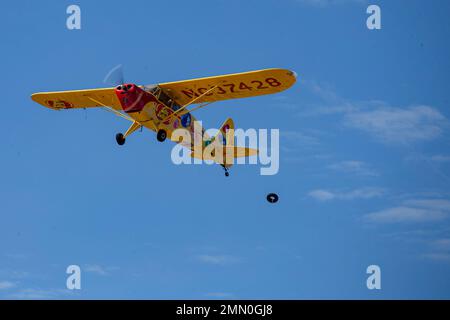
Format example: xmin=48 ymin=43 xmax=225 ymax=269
xmin=103 ymin=64 xmax=125 ymax=87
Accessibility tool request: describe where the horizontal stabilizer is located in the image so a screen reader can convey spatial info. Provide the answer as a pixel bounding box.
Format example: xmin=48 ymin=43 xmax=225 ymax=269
xmin=191 ymin=146 xmax=258 ymax=165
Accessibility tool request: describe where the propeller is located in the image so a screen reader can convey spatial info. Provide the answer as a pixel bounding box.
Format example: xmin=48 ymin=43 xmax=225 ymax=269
xmin=103 ymin=64 xmax=125 ymax=87
xmin=87 ymin=64 xmax=125 ymax=120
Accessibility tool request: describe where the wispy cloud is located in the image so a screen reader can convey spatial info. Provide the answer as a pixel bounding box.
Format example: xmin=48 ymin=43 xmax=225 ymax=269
xmin=404 ymin=199 xmax=450 ymax=212
xmin=297 ymin=81 xmax=372 ymax=117
xmin=364 ymin=199 xmax=450 ymax=224
xmin=281 ymin=130 xmax=320 ymax=146
xmin=382 ymin=229 xmax=437 ymax=242
xmin=301 ymin=81 xmax=448 ymax=145
xmin=431 ymin=238 xmax=450 ymax=251
xmin=84 ymin=264 xmax=119 ymax=276
xmin=0 ymin=281 xmax=16 ymax=290
xmin=408 ymin=229 xmax=450 ymax=264
xmin=0 ymin=268 xmax=30 ymax=280
xmin=422 ymin=238 xmax=450 ymax=263
xmin=430 ymin=155 xmax=450 ymax=163
xmin=196 ymin=255 xmax=239 ymax=266
xmin=308 ymin=187 xmax=384 ymax=201
xmin=380 ymin=224 xmax=450 ymax=263
xmin=6 ymin=288 xmax=75 ymax=300
xmin=327 ymin=160 xmax=378 ymax=176
xmin=405 ymin=153 xmax=450 ymax=164
xmin=280 ymin=130 xmax=324 ymax=163
xmin=308 ymin=189 xmax=335 ymax=201
xmin=421 ymin=253 xmax=450 ymax=262
xmin=345 ymin=106 xmax=447 ymax=144
xmin=365 ymin=206 xmax=447 ymax=223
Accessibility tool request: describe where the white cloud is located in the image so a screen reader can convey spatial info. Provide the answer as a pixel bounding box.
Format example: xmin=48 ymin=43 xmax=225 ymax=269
xmin=308 ymin=190 xmax=336 ymax=201
xmin=343 ymin=188 xmax=385 ymax=199
xmin=84 ymin=264 xmax=119 ymax=276
xmin=419 ymin=235 xmax=450 ymax=263
xmin=197 ymin=255 xmax=238 ymax=266
xmin=6 ymin=288 xmax=75 ymax=299
xmin=281 ymin=130 xmax=319 ymax=146
xmin=421 ymin=253 xmax=450 ymax=262
xmin=404 ymin=199 xmax=450 ymax=212
xmin=298 ymin=81 xmax=379 ymax=117
xmin=421 ymin=238 xmax=450 ymax=263
xmin=345 ymin=106 xmax=447 ymax=144
xmin=308 ymin=187 xmax=384 ymax=201
xmin=327 ymin=160 xmax=378 ymax=176
xmin=431 ymin=155 xmax=450 ymax=162
xmin=405 ymin=154 xmax=450 ymax=164
xmin=281 ymin=130 xmax=324 ymax=162
xmin=432 ymin=238 xmax=450 ymax=251
xmin=364 ymin=206 xmax=448 ymax=224
xmin=302 ymin=81 xmax=447 ymax=144
xmin=0 ymin=281 xmax=15 ymax=290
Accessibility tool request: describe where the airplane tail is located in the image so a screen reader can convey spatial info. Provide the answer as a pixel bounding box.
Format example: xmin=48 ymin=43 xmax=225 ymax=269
xmin=190 ymin=117 xmax=258 ymax=168
xmin=213 ymin=117 xmax=234 ymax=146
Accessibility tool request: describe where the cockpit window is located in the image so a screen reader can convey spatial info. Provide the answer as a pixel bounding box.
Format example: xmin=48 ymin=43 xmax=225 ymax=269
xmin=142 ymin=85 xmax=181 ymax=111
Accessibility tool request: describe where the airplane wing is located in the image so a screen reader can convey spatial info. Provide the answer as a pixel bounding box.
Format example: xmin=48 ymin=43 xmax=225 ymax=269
xmin=31 ymin=68 xmax=297 ymax=111
xmin=31 ymin=87 xmax=120 ymax=110
xmin=158 ymin=68 xmax=297 ymax=106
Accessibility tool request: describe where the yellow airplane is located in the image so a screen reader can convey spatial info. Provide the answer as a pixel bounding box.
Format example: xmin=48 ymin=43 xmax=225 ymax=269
xmin=31 ymin=68 xmax=297 ymax=176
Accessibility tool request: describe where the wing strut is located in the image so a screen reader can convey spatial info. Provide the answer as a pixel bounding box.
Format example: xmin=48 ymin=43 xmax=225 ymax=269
xmin=86 ymin=97 xmax=135 ymax=122
xmin=158 ymin=83 xmax=221 ymax=124
xmin=186 ymin=101 xmax=215 ymax=114
xmin=124 ymin=121 xmax=142 ymax=138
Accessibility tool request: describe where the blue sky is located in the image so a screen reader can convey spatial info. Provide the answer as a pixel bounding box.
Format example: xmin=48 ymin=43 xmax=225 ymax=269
xmin=1 ymin=0 xmax=450 ymax=299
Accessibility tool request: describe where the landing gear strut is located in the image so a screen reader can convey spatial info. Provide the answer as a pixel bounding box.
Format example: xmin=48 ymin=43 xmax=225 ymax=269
xmin=157 ymin=129 xmax=167 ymax=142
xmin=116 ymin=121 xmax=141 ymax=146
xmin=116 ymin=133 xmax=125 ymax=145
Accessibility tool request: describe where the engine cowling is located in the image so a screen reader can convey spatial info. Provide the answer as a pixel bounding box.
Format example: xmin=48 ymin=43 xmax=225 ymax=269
xmin=115 ymin=84 xmax=155 ymax=113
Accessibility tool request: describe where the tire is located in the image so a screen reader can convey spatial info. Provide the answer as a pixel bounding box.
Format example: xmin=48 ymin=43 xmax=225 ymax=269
xmin=116 ymin=133 xmax=125 ymax=145
xmin=266 ymin=193 xmax=279 ymax=203
xmin=157 ymin=129 xmax=167 ymax=142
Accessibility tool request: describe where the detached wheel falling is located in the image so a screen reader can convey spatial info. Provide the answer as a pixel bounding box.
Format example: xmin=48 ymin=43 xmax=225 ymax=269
xmin=116 ymin=133 xmax=125 ymax=145
xmin=266 ymin=193 xmax=279 ymax=204
xmin=157 ymin=129 xmax=167 ymax=142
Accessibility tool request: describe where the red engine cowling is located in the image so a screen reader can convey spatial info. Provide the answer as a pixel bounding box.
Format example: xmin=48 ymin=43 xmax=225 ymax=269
xmin=115 ymin=84 xmax=155 ymax=113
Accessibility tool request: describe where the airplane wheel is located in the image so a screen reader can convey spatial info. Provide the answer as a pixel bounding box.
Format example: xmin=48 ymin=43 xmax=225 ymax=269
xmin=116 ymin=133 xmax=125 ymax=146
xmin=157 ymin=129 xmax=167 ymax=142
xmin=225 ymin=172 xmax=230 ymax=177
xmin=266 ymin=193 xmax=279 ymax=204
